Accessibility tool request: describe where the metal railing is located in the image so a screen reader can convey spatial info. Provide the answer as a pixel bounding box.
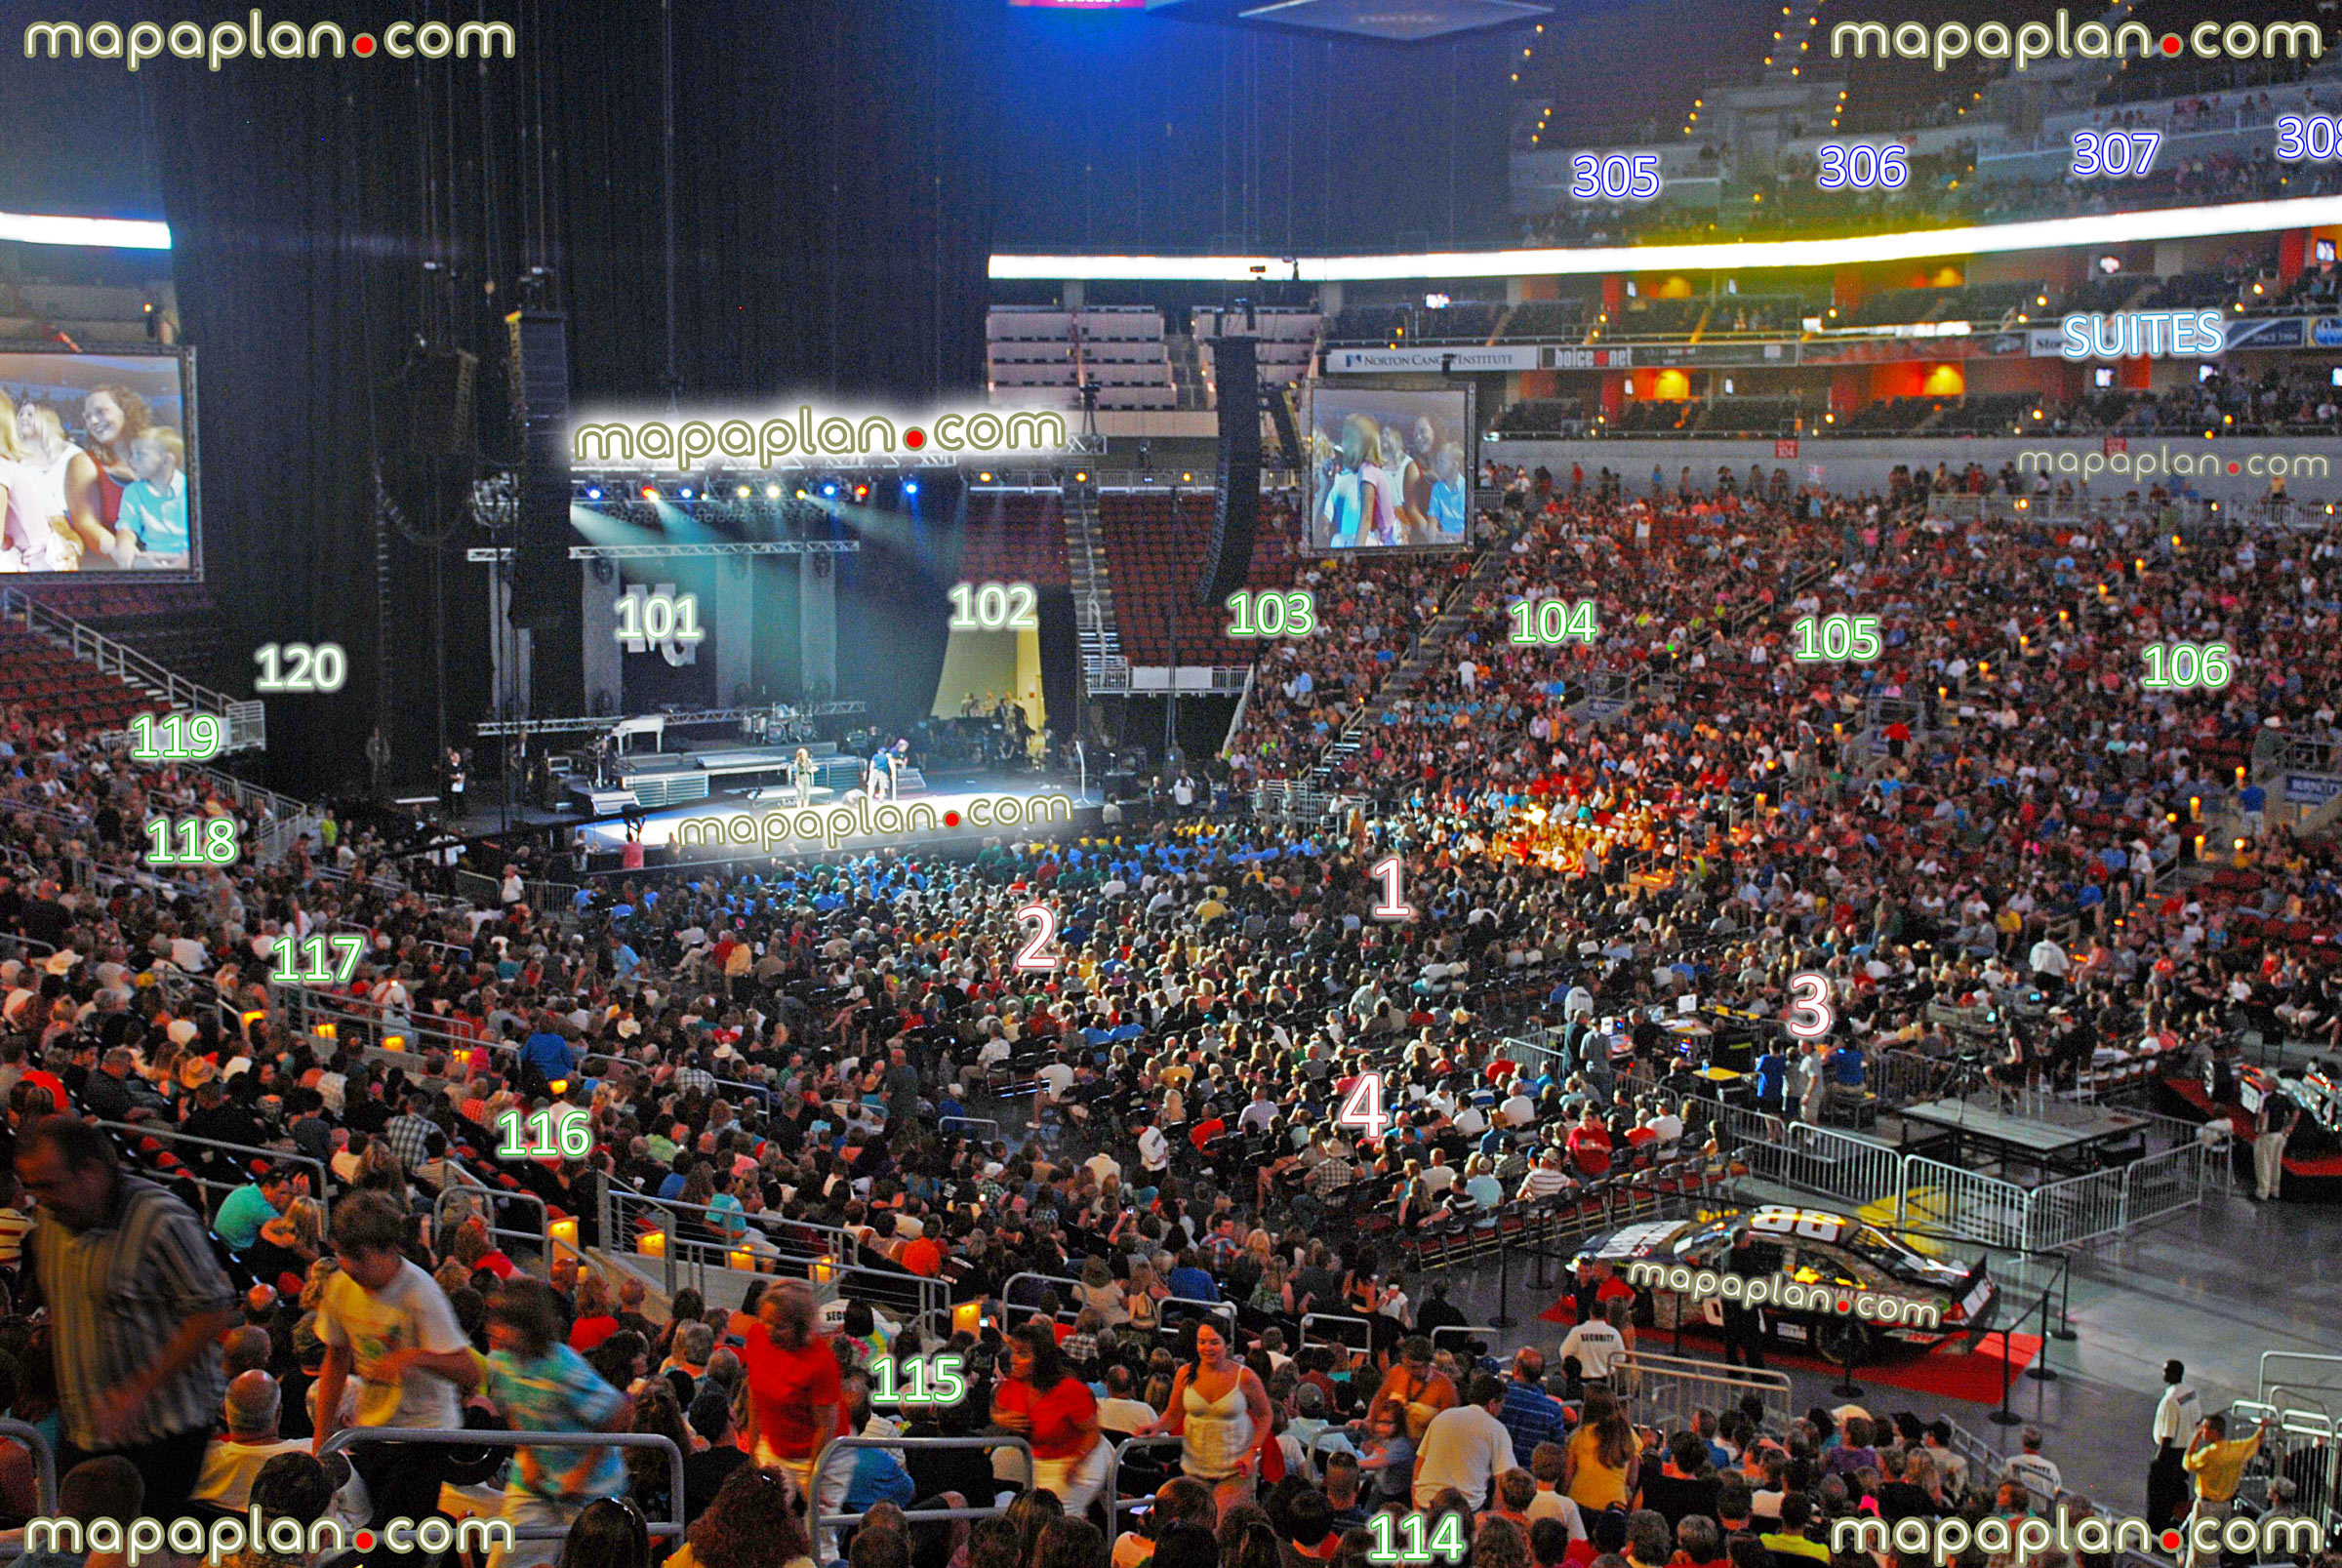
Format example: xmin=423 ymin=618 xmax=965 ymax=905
xmin=453 ymin=866 xmax=583 ymax=914
xmin=999 ymin=1272 xmax=1234 ymax=1334
xmin=319 ymin=1427 xmax=683 ymax=1539
xmin=608 ymin=1185 xmax=949 ymax=1335
xmin=432 ymin=1177 xmax=556 ymax=1259
xmin=1109 ymin=1435 xmax=1187 ymax=1520
xmin=1711 ymin=1104 xmax=1905 ymax=1213
xmin=1898 ymin=1157 xmax=2032 ymax=1250
xmin=809 ymin=1434 xmax=1036 ymax=1543
xmin=2222 ymin=1397 xmax=2342 ymax=1539
xmin=579 ymin=1052 xmax=775 ymax=1106
xmin=0 ymin=1418 xmax=58 ymax=1517
xmin=940 ymin=1115 xmax=1001 ymax=1142
xmin=1298 ymin=1311 xmax=1375 ymax=1356
xmin=1611 ymin=1350 xmax=1794 ymax=1436
xmin=2261 ymin=1352 xmax=2342 ymax=1408
xmin=93 ymin=1118 xmax=330 ymax=1207
xmin=3 ymin=586 xmax=263 ymax=751
xmin=1429 ymin=1324 xmax=1502 ymax=1364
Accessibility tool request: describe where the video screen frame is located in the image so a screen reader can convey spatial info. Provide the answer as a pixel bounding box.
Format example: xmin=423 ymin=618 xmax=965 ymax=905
xmin=0 ymin=342 xmax=202 ymax=582
xmin=1300 ymin=382 xmax=1475 ymax=554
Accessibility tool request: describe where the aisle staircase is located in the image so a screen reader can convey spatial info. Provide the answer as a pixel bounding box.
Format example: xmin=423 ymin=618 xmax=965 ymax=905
xmin=1063 ymin=484 xmax=1129 ymax=694
xmin=1309 ymin=546 xmax=1511 ymax=784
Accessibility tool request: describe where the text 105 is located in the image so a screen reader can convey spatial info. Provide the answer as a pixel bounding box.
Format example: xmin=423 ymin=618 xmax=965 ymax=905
xmin=1509 ymin=597 xmax=1597 ymax=645
xmin=1791 ymin=614 xmax=1881 ymax=663
xmin=496 ymin=1106 xmax=593 ymax=1159
xmin=129 ymin=711 xmax=223 ymax=763
xmin=269 ymin=932 xmax=365 ymax=985
xmin=144 ymin=816 xmax=239 ymax=866
xmin=1225 ymin=590 xmax=1316 ymax=638
xmin=871 ymin=1353 xmax=969 ymax=1407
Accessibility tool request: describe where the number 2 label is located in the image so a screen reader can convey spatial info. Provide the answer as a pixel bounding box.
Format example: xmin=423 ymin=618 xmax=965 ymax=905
xmin=1013 ymin=905 xmax=1060 ymax=972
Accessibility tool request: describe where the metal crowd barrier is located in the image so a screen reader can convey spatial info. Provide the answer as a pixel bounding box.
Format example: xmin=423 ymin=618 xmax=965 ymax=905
xmin=1298 ymin=1312 xmax=1374 ymax=1357
xmin=1109 ymin=1434 xmax=1188 ymax=1520
xmin=318 ymin=1427 xmax=684 ymax=1540
xmin=1611 ymin=1350 xmax=1794 ymax=1436
xmin=93 ymin=1119 xmax=331 ymax=1209
xmin=2260 ymin=1352 xmax=2342 ymax=1408
xmin=1429 ymin=1324 xmax=1503 ymax=1365
xmin=433 ymin=1180 xmax=555 ymax=1259
xmin=809 ymin=1434 xmax=1037 ymax=1541
xmin=579 ymin=1051 xmax=775 ymax=1106
xmin=941 ymin=1115 xmax=1002 ymax=1142
xmin=999 ymin=1272 xmax=1233 ymax=1334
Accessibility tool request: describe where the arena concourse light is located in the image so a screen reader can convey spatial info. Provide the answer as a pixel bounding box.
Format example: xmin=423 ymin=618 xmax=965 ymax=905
xmin=0 ymin=211 xmax=172 ymax=249
xmin=991 ymin=193 xmax=2342 ymax=281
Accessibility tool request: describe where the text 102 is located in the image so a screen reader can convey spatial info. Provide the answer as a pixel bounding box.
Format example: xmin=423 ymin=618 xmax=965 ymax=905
xmin=1791 ymin=614 xmax=1881 ymax=663
xmin=871 ymin=1352 xmax=969 ymax=1407
xmin=496 ymin=1106 xmax=593 ymax=1159
xmin=1365 ymin=1511 xmax=1466 ymax=1565
xmin=2138 ymin=641 xmax=2232 ymax=690
xmin=1509 ymin=598 xmax=1597 ymax=645
xmin=949 ymin=582 xmax=1039 ymax=630
xmin=614 ymin=591 xmax=705 ymax=644
xmin=253 ymin=642 xmax=346 ymax=693
xmin=129 ymin=711 xmax=223 ymax=763
xmin=1225 ymin=590 xmax=1316 ymax=638
xmin=269 ymin=932 xmax=365 ymax=985
xmin=144 ymin=816 xmax=239 ymax=866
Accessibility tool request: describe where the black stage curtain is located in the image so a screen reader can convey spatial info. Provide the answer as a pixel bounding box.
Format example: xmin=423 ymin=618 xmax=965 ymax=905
xmin=138 ymin=0 xmax=998 ymax=791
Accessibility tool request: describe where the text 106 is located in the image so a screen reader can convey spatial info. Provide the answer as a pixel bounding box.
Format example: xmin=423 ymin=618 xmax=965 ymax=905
xmin=2138 ymin=640 xmax=2232 ymax=690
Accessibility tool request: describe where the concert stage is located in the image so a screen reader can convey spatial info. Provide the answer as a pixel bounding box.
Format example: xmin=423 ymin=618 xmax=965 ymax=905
xmin=573 ymin=771 xmax=1103 ymax=867
xmin=582 ymin=737 xmax=868 ymax=811
xmin=1894 ymin=1091 xmax=2153 ymax=1181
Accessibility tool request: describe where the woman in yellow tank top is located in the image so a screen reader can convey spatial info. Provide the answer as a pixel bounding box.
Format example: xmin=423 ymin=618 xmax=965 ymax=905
xmin=1564 ymin=1390 xmax=1642 ymax=1511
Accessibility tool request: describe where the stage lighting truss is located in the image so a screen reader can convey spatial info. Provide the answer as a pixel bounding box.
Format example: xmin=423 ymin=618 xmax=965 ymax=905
xmin=464 ymin=540 xmax=862 ymax=563
xmin=472 ymin=699 xmax=868 ymax=737
xmin=571 ymin=451 xmax=958 ymax=503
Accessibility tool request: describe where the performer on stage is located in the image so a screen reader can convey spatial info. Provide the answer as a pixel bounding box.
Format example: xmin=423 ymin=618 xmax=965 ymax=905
xmin=792 ymin=746 xmax=816 ymax=808
xmin=868 ymin=744 xmax=893 ymax=802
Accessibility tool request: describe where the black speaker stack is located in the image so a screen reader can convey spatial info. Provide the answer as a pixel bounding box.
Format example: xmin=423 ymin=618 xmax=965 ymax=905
xmin=505 ymin=308 xmax=574 ymax=632
xmin=1197 ymin=334 xmax=1260 ymax=603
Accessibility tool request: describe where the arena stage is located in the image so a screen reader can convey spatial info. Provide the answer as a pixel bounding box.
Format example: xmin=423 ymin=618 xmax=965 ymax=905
xmin=573 ymin=773 xmax=1106 ymax=864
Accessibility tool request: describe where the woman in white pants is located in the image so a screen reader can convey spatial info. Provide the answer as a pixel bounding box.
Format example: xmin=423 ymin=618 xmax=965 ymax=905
xmin=990 ymin=1322 xmax=1108 ymax=1514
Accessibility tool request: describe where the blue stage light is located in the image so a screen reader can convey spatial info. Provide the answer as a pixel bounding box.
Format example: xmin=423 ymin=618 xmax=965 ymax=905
xmin=823 ymin=482 xmax=837 ymax=498
xmin=903 ymin=479 xmax=918 ymax=497
xmin=586 ymin=487 xmax=602 ymax=500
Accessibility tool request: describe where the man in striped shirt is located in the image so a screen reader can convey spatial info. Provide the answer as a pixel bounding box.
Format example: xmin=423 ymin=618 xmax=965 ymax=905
xmin=18 ymin=1115 xmax=241 ymax=1518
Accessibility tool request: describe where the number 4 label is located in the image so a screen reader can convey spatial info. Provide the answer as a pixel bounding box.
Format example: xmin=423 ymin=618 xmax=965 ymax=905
xmin=1336 ymin=1070 xmax=1389 ymax=1141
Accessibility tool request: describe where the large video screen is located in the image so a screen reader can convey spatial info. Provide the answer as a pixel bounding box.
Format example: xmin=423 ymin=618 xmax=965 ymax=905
xmin=0 ymin=347 xmax=196 ymax=577
xmin=1303 ymin=384 xmax=1473 ymax=552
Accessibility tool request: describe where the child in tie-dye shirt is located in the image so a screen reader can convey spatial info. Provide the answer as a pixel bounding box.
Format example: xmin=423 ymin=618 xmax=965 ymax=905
xmin=479 ymin=1279 xmax=632 ymax=1568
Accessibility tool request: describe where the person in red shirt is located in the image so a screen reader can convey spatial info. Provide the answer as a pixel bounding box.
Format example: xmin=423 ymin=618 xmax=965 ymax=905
xmin=568 ymin=1271 xmax=622 ymax=1351
xmin=740 ymin=1280 xmax=843 ymax=1496
xmin=898 ymin=1226 xmax=944 ymax=1277
xmin=991 ymin=1322 xmax=1107 ymax=1510
xmin=1565 ymin=1108 xmax=1613 ymax=1180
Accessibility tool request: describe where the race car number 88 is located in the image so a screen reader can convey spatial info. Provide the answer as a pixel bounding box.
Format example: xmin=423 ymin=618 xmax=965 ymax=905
xmin=1749 ymin=1206 xmax=1840 ymax=1240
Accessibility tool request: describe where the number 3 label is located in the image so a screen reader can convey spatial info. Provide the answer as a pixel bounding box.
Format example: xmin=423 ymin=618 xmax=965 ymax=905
xmin=1013 ymin=905 xmax=1060 ymax=972
xmin=1786 ymin=972 xmax=1835 ymax=1039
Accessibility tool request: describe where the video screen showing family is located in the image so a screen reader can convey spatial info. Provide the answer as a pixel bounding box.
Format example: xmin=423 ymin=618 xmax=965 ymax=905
xmin=0 ymin=350 xmax=193 ymax=574
xmin=1306 ymin=385 xmax=1471 ymax=552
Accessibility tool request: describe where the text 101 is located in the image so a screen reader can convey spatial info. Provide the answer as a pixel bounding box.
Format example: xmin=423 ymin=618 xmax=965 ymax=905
xmin=614 ymin=591 xmax=706 ymax=644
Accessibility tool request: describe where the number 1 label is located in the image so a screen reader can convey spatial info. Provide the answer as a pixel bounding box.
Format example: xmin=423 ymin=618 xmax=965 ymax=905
xmin=1371 ymin=856 xmax=1412 ymax=920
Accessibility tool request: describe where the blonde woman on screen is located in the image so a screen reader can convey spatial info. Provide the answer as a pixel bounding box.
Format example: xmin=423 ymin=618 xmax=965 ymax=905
xmin=0 ymin=392 xmax=80 ymax=572
xmin=1362 ymin=420 xmax=1406 ymax=546
xmin=1319 ymin=414 xmax=1399 ymax=549
xmin=14 ymin=401 xmax=115 ymax=563
xmin=1383 ymin=422 xmax=1423 ymax=543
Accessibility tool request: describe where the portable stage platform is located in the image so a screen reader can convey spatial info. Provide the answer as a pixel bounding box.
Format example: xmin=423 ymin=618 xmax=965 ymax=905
xmin=1894 ymin=1090 xmax=2154 ymax=1181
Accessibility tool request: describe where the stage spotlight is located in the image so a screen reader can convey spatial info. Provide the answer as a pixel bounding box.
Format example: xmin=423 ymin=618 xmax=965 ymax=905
xmin=979 ymin=471 xmax=993 ymax=483
xmin=823 ymin=482 xmax=838 ymax=498
xmin=679 ymin=487 xmax=694 ymax=499
xmin=736 ymin=484 xmax=751 ymax=499
xmin=586 ymin=487 xmax=602 ymax=501
xmin=765 ymin=483 xmax=782 ymax=499
xmin=639 ymin=485 xmax=658 ymax=501
xmin=855 ymin=484 xmax=869 ymax=501
xmin=795 ymin=488 xmax=809 ymax=500
xmin=904 ymin=479 xmax=918 ymax=496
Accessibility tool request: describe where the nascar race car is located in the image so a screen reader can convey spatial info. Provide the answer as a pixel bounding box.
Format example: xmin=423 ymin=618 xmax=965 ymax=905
xmin=1571 ymin=1204 xmax=1999 ymax=1363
